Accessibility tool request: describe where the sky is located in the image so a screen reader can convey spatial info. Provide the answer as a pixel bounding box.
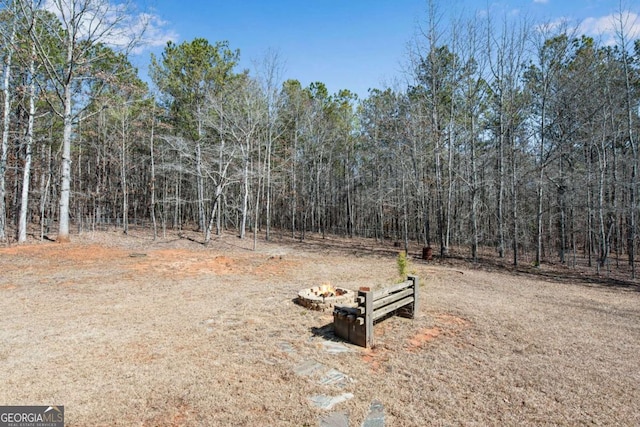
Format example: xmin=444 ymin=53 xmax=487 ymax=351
xmin=130 ymin=0 xmax=640 ymax=98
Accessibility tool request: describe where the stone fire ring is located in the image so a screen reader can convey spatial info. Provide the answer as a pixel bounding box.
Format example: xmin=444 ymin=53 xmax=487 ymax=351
xmin=297 ymin=286 xmax=356 ymax=311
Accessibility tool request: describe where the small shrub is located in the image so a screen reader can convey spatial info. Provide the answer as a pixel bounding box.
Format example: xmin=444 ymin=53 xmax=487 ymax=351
xmin=397 ymin=251 xmax=409 ymax=279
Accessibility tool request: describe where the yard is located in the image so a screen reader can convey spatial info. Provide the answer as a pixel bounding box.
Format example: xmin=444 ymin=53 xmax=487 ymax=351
xmin=1 ymin=230 xmax=639 ymax=426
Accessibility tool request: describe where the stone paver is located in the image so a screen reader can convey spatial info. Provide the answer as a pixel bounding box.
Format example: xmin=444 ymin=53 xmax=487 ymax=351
xmin=320 ymin=340 xmax=352 ymax=354
xmin=361 ymin=401 xmax=385 ymax=427
xmin=289 ymin=332 xmax=382 ymax=425
xmin=319 ymin=411 xmax=349 ymax=427
xmin=309 ymin=393 xmax=355 ymax=410
xmin=318 ymin=368 xmax=352 ymax=387
xmin=294 ymin=360 xmax=326 ymax=376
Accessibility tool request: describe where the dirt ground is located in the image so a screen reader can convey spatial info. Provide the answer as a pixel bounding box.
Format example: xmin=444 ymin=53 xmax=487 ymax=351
xmin=1 ymin=230 xmax=639 ymax=426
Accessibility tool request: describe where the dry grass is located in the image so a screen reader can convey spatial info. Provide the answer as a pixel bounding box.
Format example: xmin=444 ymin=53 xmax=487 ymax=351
xmin=1 ymin=230 xmax=639 ymax=426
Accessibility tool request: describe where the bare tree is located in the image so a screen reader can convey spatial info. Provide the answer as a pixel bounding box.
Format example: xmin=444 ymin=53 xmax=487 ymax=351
xmin=253 ymin=49 xmax=285 ymax=242
xmin=17 ymin=10 xmax=38 ymax=242
xmin=203 ymin=75 xmax=267 ymax=242
xmin=149 ymin=101 xmax=157 ymax=239
xmin=27 ymin=0 xmax=145 ymax=242
xmin=486 ymin=13 xmax=530 ymax=262
xmin=460 ymin=21 xmax=489 ymax=262
xmin=525 ymin=23 xmax=575 ymax=267
xmin=409 ymin=0 xmax=452 ymax=257
xmin=613 ymin=6 xmax=639 ymax=277
xmin=0 ymin=0 xmax=19 ymax=241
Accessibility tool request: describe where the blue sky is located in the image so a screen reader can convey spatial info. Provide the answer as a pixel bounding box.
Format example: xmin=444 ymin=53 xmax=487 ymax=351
xmin=133 ymin=0 xmax=640 ymax=98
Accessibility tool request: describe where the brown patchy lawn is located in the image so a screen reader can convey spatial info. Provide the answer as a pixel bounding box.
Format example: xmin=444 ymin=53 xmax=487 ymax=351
xmin=1 ymin=230 xmax=639 ymax=426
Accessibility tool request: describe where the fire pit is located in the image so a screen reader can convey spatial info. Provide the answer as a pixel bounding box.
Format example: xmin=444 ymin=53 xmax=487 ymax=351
xmin=297 ymin=284 xmax=356 ymax=311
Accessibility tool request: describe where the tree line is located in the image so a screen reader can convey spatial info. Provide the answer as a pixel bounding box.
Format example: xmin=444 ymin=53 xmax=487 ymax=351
xmin=1 ymin=0 xmax=639 ymax=277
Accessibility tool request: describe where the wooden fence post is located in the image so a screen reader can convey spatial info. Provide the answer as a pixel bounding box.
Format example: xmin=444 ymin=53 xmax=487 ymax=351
xmin=364 ymin=290 xmax=374 ymax=348
xmin=409 ymin=275 xmax=418 ymax=318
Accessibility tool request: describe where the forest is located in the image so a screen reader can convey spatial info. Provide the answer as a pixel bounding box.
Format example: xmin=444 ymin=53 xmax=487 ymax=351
xmin=1 ymin=1 xmax=639 ymax=277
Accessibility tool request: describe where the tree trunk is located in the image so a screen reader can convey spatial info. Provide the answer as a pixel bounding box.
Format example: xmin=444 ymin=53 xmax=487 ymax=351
xmin=435 ymin=135 xmax=445 ymax=257
xmin=149 ymin=107 xmax=157 ymax=240
xmin=204 ymin=185 xmax=223 ymax=244
xmin=291 ymin=124 xmax=297 ymax=238
xmin=597 ymin=137 xmax=608 ymax=268
xmin=346 ymin=157 xmax=354 ymax=238
xmin=58 ymin=81 xmax=73 ymax=242
xmin=0 ymin=14 xmax=16 ymax=241
xmin=253 ymin=158 xmax=263 ymax=250
xmin=470 ymin=115 xmax=478 ymax=262
xmin=445 ymin=116 xmax=453 ymax=251
xmin=195 ymin=141 xmax=205 ymax=231
xmin=240 ymin=149 xmax=249 ymax=239
xmin=629 ymin=156 xmax=637 ymax=279
xmin=216 ymin=138 xmax=225 ymax=236
xmin=497 ymin=99 xmax=505 ymax=258
xmin=18 ymin=43 xmax=37 ymax=243
xmin=121 ymin=112 xmax=128 ymax=234
xmin=402 ymin=171 xmax=409 ymax=254
xmin=535 ymin=98 xmax=546 ymax=267
xmin=557 ymin=153 xmax=566 ymax=264
xmin=40 ymin=142 xmax=52 ymax=241
xmin=265 ymin=132 xmax=272 ymax=241
xmin=511 ymin=133 xmax=519 ymax=266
